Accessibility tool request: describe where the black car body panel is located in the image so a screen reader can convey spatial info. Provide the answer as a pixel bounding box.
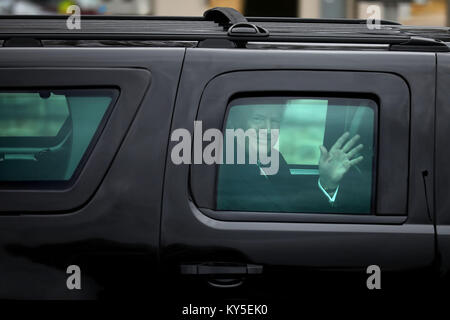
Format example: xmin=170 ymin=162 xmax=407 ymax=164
xmin=162 ymin=49 xmax=435 ymax=272
xmin=0 ymin=10 xmax=449 ymax=299
xmin=0 ymin=48 xmax=184 ymax=298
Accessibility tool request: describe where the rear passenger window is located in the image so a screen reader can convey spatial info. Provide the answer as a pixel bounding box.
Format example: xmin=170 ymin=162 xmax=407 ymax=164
xmin=216 ymin=96 xmax=376 ymax=214
xmin=0 ymin=89 xmax=117 ymax=183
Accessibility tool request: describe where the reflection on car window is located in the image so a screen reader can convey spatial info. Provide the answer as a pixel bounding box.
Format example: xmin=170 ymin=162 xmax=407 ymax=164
xmin=216 ymin=96 xmax=376 ymax=214
xmin=0 ymin=89 xmax=117 ymax=182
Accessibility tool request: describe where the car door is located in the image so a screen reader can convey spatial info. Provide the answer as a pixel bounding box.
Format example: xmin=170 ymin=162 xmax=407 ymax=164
xmin=0 ymin=47 xmax=185 ymax=299
xmin=161 ymin=47 xmax=436 ymax=294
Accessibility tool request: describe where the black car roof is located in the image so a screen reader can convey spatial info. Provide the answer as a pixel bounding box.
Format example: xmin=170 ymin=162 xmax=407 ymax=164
xmin=0 ymin=7 xmax=449 ymax=51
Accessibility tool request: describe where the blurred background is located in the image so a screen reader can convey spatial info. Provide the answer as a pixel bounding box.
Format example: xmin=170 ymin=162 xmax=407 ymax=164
xmin=0 ymin=0 xmax=448 ymax=26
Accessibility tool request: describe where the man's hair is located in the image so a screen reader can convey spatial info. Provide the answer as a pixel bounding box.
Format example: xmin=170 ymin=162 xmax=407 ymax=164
xmin=226 ymin=104 xmax=286 ymax=130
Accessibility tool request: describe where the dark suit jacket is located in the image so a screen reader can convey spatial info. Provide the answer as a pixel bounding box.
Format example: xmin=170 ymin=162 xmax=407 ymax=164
xmin=216 ymin=154 xmax=372 ymax=214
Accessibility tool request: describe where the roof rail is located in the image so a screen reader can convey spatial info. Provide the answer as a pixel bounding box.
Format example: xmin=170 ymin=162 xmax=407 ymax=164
xmin=247 ymin=16 xmax=401 ymax=25
xmin=0 ymin=7 xmax=448 ymax=52
xmin=389 ymin=36 xmax=450 ymax=52
xmin=204 ymin=7 xmax=247 ymax=27
xmin=201 ymin=7 xmax=269 ymax=48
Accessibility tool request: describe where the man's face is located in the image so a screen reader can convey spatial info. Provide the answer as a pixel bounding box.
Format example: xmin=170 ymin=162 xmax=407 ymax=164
xmin=245 ymin=106 xmax=283 ymax=153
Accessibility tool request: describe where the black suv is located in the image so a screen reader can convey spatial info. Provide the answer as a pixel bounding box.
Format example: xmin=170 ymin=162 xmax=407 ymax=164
xmin=0 ymin=7 xmax=449 ymax=301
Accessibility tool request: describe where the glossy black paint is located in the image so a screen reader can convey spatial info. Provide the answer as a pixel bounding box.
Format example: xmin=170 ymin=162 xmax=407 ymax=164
xmin=0 ymin=48 xmax=184 ymax=299
xmin=0 ymin=45 xmax=446 ymax=299
xmin=436 ymin=53 xmax=450 ymax=276
xmin=162 ymin=49 xmax=435 ymax=273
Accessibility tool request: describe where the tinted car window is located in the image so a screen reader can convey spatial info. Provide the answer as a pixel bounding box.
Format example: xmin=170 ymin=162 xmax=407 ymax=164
xmin=216 ymin=96 xmax=376 ymax=214
xmin=0 ymin=89 xmax=117 ymax=182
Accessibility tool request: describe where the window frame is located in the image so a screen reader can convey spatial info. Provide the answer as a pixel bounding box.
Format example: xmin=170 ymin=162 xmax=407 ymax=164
xmin=190 ymin=70 xmax=410 ymax=222
xmin=0 ymin=68 xmax=151 ymax=213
